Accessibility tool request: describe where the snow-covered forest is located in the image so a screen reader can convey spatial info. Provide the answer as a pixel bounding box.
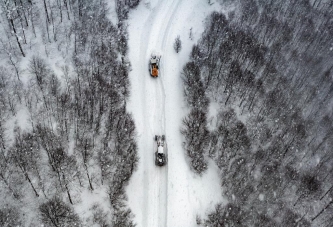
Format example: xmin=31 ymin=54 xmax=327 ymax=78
xmin=1 ymin=0 xmax=333 ymax=226
xmin=181 ymin=0 xmax=333 ymax=226
xmin=0 ymin=0 xmax=139 ymax=225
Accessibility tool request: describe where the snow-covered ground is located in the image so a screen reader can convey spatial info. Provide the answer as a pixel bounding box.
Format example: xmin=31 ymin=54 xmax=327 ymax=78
xmin=126 ymin=0 xmax=225 ymax=226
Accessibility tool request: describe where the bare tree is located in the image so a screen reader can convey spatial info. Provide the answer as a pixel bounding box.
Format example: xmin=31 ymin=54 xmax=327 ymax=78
xmin=76 ymin=132 xmax=94 ymax=191
xmin=9 ymin=127 xmax=41 ymax=197
xmin=36 ymin=124 xmax=77 ymax=204
xmin=39 ymin=196 xmax=81 ymax=227
xmin=0 ymin=0 xmax=26 ymax=57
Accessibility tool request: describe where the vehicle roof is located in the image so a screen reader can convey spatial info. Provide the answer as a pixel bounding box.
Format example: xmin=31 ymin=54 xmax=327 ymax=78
xmin=158 ymin=145 xmax=164 ymax=154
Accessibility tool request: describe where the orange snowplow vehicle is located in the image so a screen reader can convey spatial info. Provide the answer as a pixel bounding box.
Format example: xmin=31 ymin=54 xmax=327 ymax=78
xmin=149 ymin=55 xmax=161 ymax=77
xmin=151 ymin=64 xmax=158 ymax=77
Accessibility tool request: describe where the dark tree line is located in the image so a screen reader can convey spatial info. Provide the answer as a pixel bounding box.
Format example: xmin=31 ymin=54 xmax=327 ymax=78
xmin=182 ymin=0 xmax=333 ymax=226
xmin=0 ymin=0 xmax=140 ymax=226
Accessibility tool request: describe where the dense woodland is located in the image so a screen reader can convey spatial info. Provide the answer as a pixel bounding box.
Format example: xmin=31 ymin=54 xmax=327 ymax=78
xmin=181 ymin=0 xmax=333 ymax=226
xmin=0 ymin=0 xmax=139 ymax=226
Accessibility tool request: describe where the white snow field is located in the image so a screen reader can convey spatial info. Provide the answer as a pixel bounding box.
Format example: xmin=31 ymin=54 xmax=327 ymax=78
xmin=126 ymin=0 xmax=225 ymax=226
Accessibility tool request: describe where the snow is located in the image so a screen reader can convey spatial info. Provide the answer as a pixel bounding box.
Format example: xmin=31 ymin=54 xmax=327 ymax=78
xmin=105 ymin=0 xmax=118 ymax=25
xmin=207 ymin=101 xmax=220 ymax=131
xmin=74 ymin=187 xmax=110 ymax=222
xmin=259 ymin=193 xmax=265 ymax=201
xmin=126 ymin=0 xmax=225 ymax=226
xmin=4 ymin=106 xmax=31 ymax=147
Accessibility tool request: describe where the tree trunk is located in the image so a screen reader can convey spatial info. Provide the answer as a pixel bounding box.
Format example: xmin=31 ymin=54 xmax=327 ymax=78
xmin=57 ymin=0 xmax=63 ymax=22
xmin=320 ymin=184 xmax=333 ymax=200
xmin=65 ymin=182 xmax=73 ymax=204
xmin=36 ymin=167 xmax=48 ymax=198
xmin=84 ymin=164 xmax=94 ymax=190
xmin=293 ymin=194 xmax=303 ymax=207
xmin=8 ymin=54 xmax=20 ymax=81
xmin=25 ymin=173 xmax=40 ymax=197
xmin=64 ymin=0 xmax=71 ymax=20
xmin=78 ymin=0 xmax=82 ymax=17
xmin=0 ymin=172 xmax=20 ymax=199
xmin=9 ymin=19 xmax=25 ymax=57
xmin=45 ymin=17 xmax=51 ymax=42
xmin=312 ymin=200 xmax=333 ymax=221
xmin=49 ymin=0 xmax=57 ymax=41
xmin=43 ymin=0 xmax=50 ymax=23
xmin=225 ymin=90 xmax=232 ymax=106
xmin=14 ymin=1 xmax=27 ymax=44
xmin=29 ymin=8 xmax=37 ymax=37
xmin=19 ymin=0 xmax=29 ymax=27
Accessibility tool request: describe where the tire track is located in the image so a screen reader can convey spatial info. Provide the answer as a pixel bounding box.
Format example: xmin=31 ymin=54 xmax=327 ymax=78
xmin=157 ymin=1 xmax=182 ymax=226
xmin=138 ymin=1 xmax=164 ymax=226
xmin=139 ymin=0 xmax=177 ymax=225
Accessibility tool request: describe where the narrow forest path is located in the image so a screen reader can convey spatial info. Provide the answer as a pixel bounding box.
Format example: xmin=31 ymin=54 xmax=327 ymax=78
xmin=126 ymin=1 xmax=224 ymax=226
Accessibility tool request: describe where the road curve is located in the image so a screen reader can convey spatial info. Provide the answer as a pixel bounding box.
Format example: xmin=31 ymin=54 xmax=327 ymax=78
xmin=126 ymin=0 xmax=181 ymax=226
xmin=126 ymin=1 xmax=223 ymax=226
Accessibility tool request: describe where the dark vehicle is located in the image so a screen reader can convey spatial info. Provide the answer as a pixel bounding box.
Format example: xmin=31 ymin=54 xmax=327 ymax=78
xmin=155 ymin=135 xmax=167 ymax=166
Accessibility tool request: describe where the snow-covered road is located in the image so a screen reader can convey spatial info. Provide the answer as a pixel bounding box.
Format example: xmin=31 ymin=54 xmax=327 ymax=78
xmin=126 ymin=0 xmax=225 ymax=226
